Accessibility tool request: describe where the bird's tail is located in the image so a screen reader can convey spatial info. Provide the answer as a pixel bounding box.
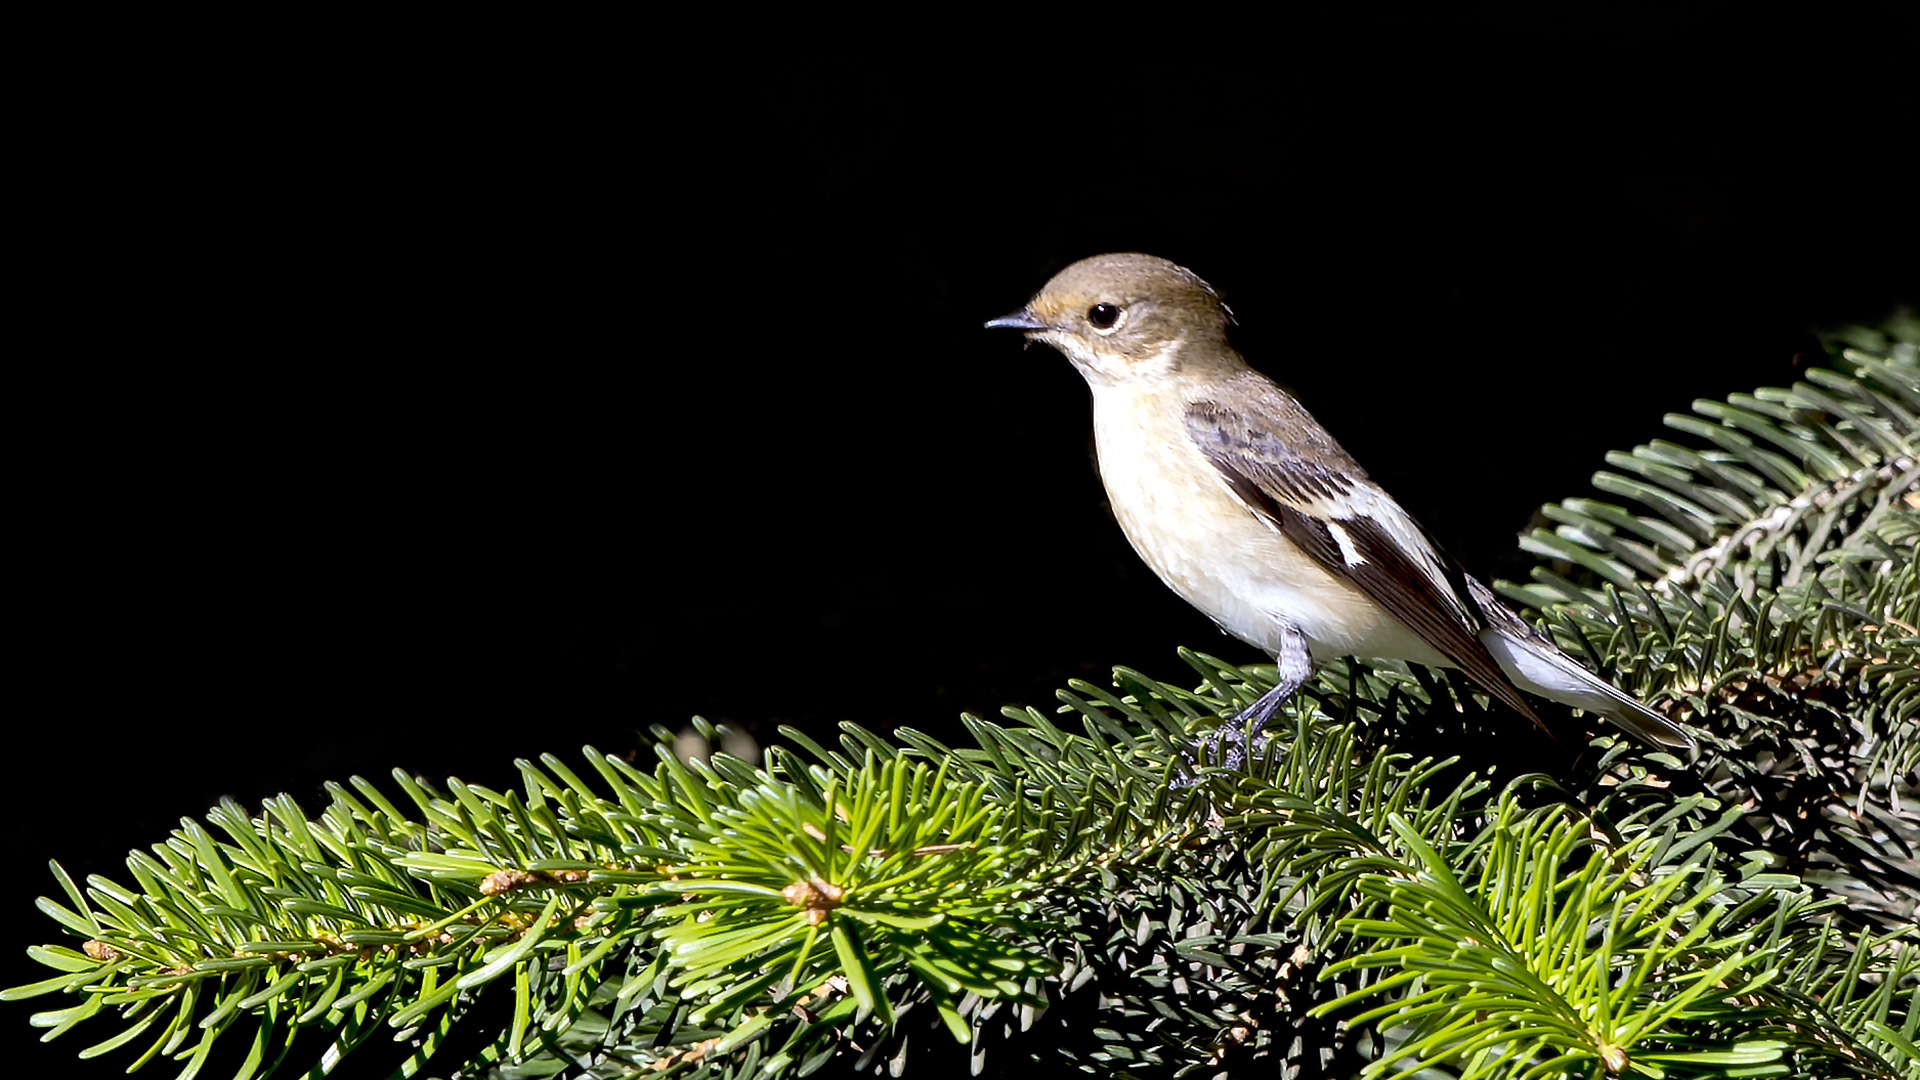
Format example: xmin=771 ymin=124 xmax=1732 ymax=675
xmin=1468 ymin=579 xmax=1696 ymax=751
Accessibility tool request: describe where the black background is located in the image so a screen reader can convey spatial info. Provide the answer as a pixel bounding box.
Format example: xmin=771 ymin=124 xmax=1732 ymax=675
xmin=10 ymin=9 xmax=1915 ymax=1076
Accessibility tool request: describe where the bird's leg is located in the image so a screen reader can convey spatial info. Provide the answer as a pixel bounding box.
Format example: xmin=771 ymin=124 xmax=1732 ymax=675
xmin=1174 ymin=624 xmax=1314 ymax=785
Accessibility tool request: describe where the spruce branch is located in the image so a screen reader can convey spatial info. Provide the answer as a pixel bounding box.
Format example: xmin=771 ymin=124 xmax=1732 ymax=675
xmin=9 ymin=324 xmax=1918 ymax=1077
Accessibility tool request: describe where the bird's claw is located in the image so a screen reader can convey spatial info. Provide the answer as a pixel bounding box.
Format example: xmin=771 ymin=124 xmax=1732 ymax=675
xmin=1171 ymin=718 xmax=1269 ymax=788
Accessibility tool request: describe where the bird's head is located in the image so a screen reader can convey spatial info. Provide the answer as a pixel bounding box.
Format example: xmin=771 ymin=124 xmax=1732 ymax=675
xmin=986 ymin=253 xmax=1238 ymax=386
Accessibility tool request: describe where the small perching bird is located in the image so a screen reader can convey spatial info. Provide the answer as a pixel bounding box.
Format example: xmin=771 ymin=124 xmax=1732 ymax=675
xmin=986 ymin=253 xmax=1694 ymax=775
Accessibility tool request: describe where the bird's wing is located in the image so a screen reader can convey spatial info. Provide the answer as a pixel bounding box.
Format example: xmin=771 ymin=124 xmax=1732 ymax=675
xmin=1184 ymin=385 xmax=1545 ymax=727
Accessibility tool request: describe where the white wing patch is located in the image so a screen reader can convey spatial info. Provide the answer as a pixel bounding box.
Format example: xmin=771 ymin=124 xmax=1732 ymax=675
xmin=1325 ymin=521 xmax=1367 ymax=566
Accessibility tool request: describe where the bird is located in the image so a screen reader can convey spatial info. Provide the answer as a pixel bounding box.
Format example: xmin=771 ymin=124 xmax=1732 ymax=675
xmin=985 ymin=252 xmax=1694 ymax=776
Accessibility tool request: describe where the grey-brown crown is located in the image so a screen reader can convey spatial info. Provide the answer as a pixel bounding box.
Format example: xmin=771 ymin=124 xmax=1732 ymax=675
xmin=1023 ymin=253 xmax=1231 ymax=355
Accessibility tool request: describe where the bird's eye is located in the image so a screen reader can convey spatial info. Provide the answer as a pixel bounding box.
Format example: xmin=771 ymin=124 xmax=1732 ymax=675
xmin=1087 ymin=303 xmax=1122 ymax=329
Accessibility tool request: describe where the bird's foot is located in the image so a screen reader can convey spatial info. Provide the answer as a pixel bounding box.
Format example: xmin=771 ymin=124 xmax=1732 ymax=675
xmin=1169 ymin=679 xmax=1299 ymax=788
xmin=1171 ymin=717 xmax=1271 ymax=788
xmin=1169 ymin=632 xmax=1312 ymax=789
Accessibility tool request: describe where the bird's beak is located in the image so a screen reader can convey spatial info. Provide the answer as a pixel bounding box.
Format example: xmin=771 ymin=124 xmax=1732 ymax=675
xmin=984 ymin=310 xmax=1049 ymax=332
